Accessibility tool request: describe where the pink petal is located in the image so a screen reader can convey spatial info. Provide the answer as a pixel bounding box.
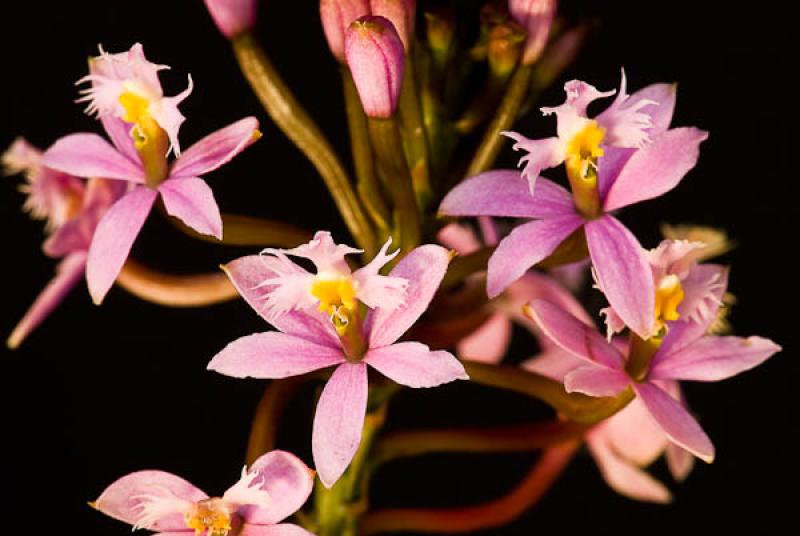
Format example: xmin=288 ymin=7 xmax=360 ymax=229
xmin=94 ymin=470 xmax=207 ymax=530
xmin=633 ymin=381 xmax=715 ymax=463
xmin=86 ymin=187 xmax=157 ymax=304
xmin=439 ymin=170 xmax=574 ymax=219
xmin=507 ymin=271 xmax=593 ymax=325
xmin=586 ymin=215 xmax=655 ymax=339
xmin=649 ymin=335 xmax=781 ymax=382
xmin=170 ymin=117 xmax=260 ymax=178
xmin=100 ymin=115 xmax=140 ymax=163
xmin=239 ymin=525 xmax=315 ymax=536
xmin=666 ymin=443 xmax=694 ymax=482
xmin=631 ymin=83 xmax=677 ymax=135
xmin=521 ymin=346 xmax=584 ymax=382
xmin=457 ymin=313 xmax=512 ymax=364
xmin=487 ymin=215 xmax=584 ymax=298
xmin=597 ymin=147 xmax=635 ymax=202
xmin=564 ymin=365 xmax=630 ymax=396
xmin=221 ymin=255 xmax=340 ymax=348
xmin=7 ymin=253 xmax=87 ymax=349
xmin=603 ymin=398 xmax=669 ymax=466
xmin=603 ymin=127 xmax=708 ymax=211
xmin=587 ymin=435 xmax=672 ymax=504
xmin=436 ymin=223 xmax=481 ymax=255
xmin=41 ymin=133 xmax=144 ymax=182
xmin=312 ymin=363 xmax=369 ymax=488
xmin=368 ymin=245 xmax=450 ymax=348
xmin=525 ymin=299 xmax=624 ymax=369
xmin=364 ymin=342 xmax=468 ymax=387
xmin=42 ymin=218 xmax=90 ymax=257
xmin=239 ymin=450 xmax=315 ymax=525
xmin=208 ymin=332 xmax=345 ymax=379
xmin=158 ymin=177 xmax=222 ymax=239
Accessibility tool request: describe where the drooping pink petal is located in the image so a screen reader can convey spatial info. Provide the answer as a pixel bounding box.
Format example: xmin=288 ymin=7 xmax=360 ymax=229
xmin=352 ymin=237 xmax=408 ymax=311
xmin=7 ymin=252 xmax=87 ymax=349
xmin=207 ymin=332 xmax=345 ymax=379
xmin=586 ymin=215 xmax=655 ymax=339
xmin=500 ymin=133 xmax=566 ymax=193
xmin=240 ymin=450 xmax=315 ymax=525
xmin=41 ymin=133 xmax=144 ymax=182
xmin=564 ymin=365 xmax=629 ymax=396
xmin=649 ymin=335 xmax=780 ymax=382
xmin=525 ymin=299 xmax=624 ymax=369
xmin=220 ymin=256 xmax=339 ymax=348
xmin=93 ymin=470 xmax=207 ymax=531
xmin=603 ymin=127 xmax=708 ymax=211
xmin=487 ymin=215 xmax=584 ymax=298
xmin=86 ymin=187 xmax=157 ymax=304
xmin=586 ymin=435 xmax=672 ymax=504
xmin=364 ymin=342 xmax=468 ymax=387
xmin=100 ymin=115 xmax=140 ymax=163
xmin=666 ymin=443 xmax=694 ymax=482
xmin=158 ymin=177 xmax=222 ymax=239
xmin=170 ymin=117 xmax=260 ymax=178
xmin=368 ymin=245 xmax=450 ymax=348
xmin=312 ymin=363 xmax=369 ymax=488
xmin=239 ymin=525 xmax=315 ymax=536
xmin=438 ymin=170 xmax=575 ymax=219
xmin=457 ymin=313 xmax=512 ymax=364
xmin=633 ymin=381 xmax=714 ymax=463
xmin=602 ymin=398 xmax=669 ymax=466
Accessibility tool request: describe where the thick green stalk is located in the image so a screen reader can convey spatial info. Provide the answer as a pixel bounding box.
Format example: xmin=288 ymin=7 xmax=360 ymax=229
xmin=397 ymin=54 xmax=433 ymax=209
xmin=232 ymin=33 xmax=375 ymax=253
xmin=167 ymin=211 xmax=312 ymax=247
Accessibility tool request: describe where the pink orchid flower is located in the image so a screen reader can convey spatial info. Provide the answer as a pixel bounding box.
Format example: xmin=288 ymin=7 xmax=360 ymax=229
xmin=4 ymin=138 xmax=124 ymax=348
xmin=208 ymin=234 xmax=468 ymax=487
xmin=40 ymin=114 xmax=260 ymax=304
xmin=440 ymin=75 xmax=707 ymax=339
xmin=524 ymin=263 xmax=781 ymax=463
xmin=93 ymin=450 xmax=314 ymax=536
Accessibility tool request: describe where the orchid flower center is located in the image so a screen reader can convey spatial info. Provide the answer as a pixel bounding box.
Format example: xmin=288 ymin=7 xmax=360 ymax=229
xmin=565 ymin=120 xmax=605 ymax=181
xmin=311 ymin=277 xmax=358 ymax=335
xmin=118 ymin=90 xmax=169 ymax=186
xmin=184 ymin=498 xmax=233 ymax=536
xmin=654 ymin=274 xmax=685 ymax=332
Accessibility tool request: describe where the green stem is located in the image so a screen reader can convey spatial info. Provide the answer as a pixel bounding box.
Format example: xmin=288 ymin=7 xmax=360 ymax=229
xmin=245 ymin=377 xmax=305 ymax=465
xmin=232 ymin=32 xmax=375 ymax=253
xmin=439 ymin=246 xmax=494 ymax=290
xmin=397 ymin=53 xmax=433 ymax=210
xmin=167 ymin=211 xmax=312 ymax=247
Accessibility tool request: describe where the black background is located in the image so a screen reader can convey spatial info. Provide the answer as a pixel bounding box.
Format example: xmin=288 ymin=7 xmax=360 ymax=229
xmin=1 ymin=1 xmax=795 ymax=534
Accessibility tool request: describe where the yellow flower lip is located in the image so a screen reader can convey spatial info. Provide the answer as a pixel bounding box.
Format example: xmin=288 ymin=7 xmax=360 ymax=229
xmin=654 ymin=274 xmax=685 ymax=330
xmin=311 ymin=277 xmax=358 ymax=335
xmin=185 ymin=498 xmax=232 ymax=536
xmin=565 ymin=120 xmax=606 ymax=181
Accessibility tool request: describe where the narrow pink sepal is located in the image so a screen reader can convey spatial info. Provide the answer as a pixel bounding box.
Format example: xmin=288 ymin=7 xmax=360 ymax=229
xmin=587 ymin=437 xmax=672 ymax=504
xmin=86 ymin=187 xmax=157 ymax=304
xmin=438 ymin=170 xmax=574 ymax=219
xmin=239 ymin=525 xmax=315 ymax=536
xmin=457 ymin=313 xmax=512 ymax=364
xmin=368 ymin=244 xmax=450 ymax=348
xmin=204 ymin=0 xmax=257 ymax=38
xmin=93 ymin=470 xmax=208 ymax=530
xmin=170 ymin=117 xmax=260 ymax=179
xmin=159 ymin=177 xmax=223 ymax=239
xmin=240 ymin=450 xmax=315 ymax=525
xmin=525 ymin=299 xmax=624 ymax=368
xmin=312 ymin=363 xmax=369 ymax=488
xmin=221 ymin=256 xmax=340 ymax=348
xmin=365 ymin=342 xmax=468 ymax=387
xmin=320 ymin=0 xmax=371 ymax=62
xmin=7 ymin=252 xmax=87 ymax=349
xmin=649 ymin=336 xmax=781 ymax=382
xmin=487 ymin=215 xmax=584 ymax=298
xmin=41 ymin=133 xmax=144 ymax=182
xmin=603 ymin=127 xmax=708 ymax=211
xmin=586 ymin=215 xmax=655 ymax=339
xmin=345 ymin=16 xmax=405 ymax=118
xmin=208 ymin=332 xmax=346 ymax=379
xmin=564 ymin=365 xmax=629 ymax=397
xmin=633 ymin=381 xmax=715 ymax=463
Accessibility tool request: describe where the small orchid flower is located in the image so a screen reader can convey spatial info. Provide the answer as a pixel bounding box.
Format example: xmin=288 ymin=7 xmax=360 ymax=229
xmin=4 ymin=138 xmax=123 ymax=348
xmin=41 ymin=114 xmax=260 ymax=304
xmin=208 ymin=237 xmax=468 ymax=487
xmin=440 ymin=76 xmax=707 ymax=339
xmin=77 ymin=43 xmax=193 ymax=157
xmin=523 ymin=266 xmax=781 ymax=463
xmin=92 ymin=450 xmax=314 ymax=536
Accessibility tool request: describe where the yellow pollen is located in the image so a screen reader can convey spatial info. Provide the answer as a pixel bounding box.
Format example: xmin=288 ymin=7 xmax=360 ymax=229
xmin=565 ymin=120 xmax=606 ymax=181
xmin=311 ymin=278 xmax=358 ymax=334
xmin=654 ymin=274 xmax=685 ymax=330
xmin=185 ymin=499 xmax=232 ymax=536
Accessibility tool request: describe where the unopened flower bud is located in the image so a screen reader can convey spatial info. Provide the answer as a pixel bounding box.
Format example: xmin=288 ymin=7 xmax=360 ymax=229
xmin=488 ymin=21 xmax=526 ymax=78
xmin=508 ymin=0 xmax=557 ymax=64
xmin=370 ymin=0 xmax=416 ymax=51
xmin=424 ymin=8 xmax=455 ymax=63
xmin=345 ymin=16 xmax=405 ymax=118
xmin=204 ymin=0 xmax=258 ymax=38
xmin=320 ymin=0 xmax=371 ymax=62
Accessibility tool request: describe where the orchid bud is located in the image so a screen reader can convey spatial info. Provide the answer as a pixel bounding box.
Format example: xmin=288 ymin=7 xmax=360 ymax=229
xmin=508 ymin=0 xmax=557 ymax=64
xmin=345 ymin=16 xmax=405 ymax=119
xmin=203 ymin=0 xmax=258 ymax=38
xmin=423 ymin=8 xmax=455 ymax=64
xmin=370 ymin=0 xmax=416 ymax=51
xmin=488 ymin=21 xmax=526 ymax=78
xmin=320 ymin=0 xmax=371 ymax=62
